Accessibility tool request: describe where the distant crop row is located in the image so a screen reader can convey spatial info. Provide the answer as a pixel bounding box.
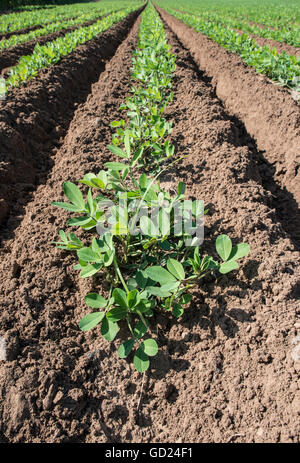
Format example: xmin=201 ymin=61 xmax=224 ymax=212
xmin=158 ymin=2 xmax=300 ymax=89
xmin=4 ymin=6 xmax=142 ymax=89
xmin=165 ymin=0 xmax=300 ymax=29
xmin=0 ymin=1 xmax=134 ymax=35
xmin=167 ymin=4 xmax=300 ymax=47
xmin=0 ymin=3 xmax=132 ymax=51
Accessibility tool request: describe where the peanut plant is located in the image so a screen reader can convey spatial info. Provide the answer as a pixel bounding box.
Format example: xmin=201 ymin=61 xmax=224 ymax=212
xmin=52 ymin=166 xmax=249 ymax=372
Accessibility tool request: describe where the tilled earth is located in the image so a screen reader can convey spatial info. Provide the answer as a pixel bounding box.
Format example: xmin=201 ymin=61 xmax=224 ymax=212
xmin=0 ymin=6 xmax=299 ymax=443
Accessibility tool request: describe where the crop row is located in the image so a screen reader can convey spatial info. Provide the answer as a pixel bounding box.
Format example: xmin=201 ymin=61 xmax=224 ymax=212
xmin=166 ymin=0 xmax=300 ymax=29
xmin=0 ymin=0 xmax=135 ymax=35
xmin=166 ymin=3 xmax=300 ymax=47
xmin=5 ymin=6 xmax=141 ymax=89
xmin=52 ymin=2 xmax=250 ymax=372
xmin=0 ymin=2 xmax=141 ymax=51
xmin=157 ymin=2 xmax=300 ymax=89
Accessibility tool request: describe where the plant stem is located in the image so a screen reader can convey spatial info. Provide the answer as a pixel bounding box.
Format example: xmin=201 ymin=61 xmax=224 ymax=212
xmin=113 ymin=257 xmax=129 ymax=293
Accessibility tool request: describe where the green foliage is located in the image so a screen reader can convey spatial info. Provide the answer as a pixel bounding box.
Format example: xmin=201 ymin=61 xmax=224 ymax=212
xmin=4 ymin=4 xmax=142 ymax=89
xmin=162 ymin=0 xmax=300 ymax=46
xmin=52 ymin=168 xmax=250 ymax=371
xmin=157 ymin=0 xmax=300 ymax=29
xmin=0 ymin=4 xmax=128 ymax=51
xmin=109 ymin=2 xmax=176 ymax=172
xmin=158 ymin=1 xmax=300 ymax=88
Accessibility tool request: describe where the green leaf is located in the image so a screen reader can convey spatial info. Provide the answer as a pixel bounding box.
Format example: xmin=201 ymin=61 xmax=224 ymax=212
xmin=118 ymin=339 xmax=135 ymax=359
xmin=177 ymin=182 xmax=186 ymax=196
xmin=111 ymin=120 xmax=121 ymax=127
xmin=84 ymin=293 xmax=107 ymax=309
xmin=97 ymin=171 xmax=107 ymax=188
xmin=67 ymin=216 xmax=92 ymax=226
xmin=219 ymin=260 xmax=239 ymax=274
xmin=134 ymin=301 xmax=150 ymax=314
xmin=146 ymin=286 xmax=172 ymax=298
xmin=105 ymin=162 xmax=128 ymax=171
xmin=134 ymin=347 xmax=150 ymax=372
xmin=179 ymin=294 xmax=192 ymax=305
xmin=161 ymin=281 xmax=180 ymax=292
xmin=51 ymin=202 xmax=82 ymax=212
xmin=127 ymin=289 xmax=140 ymax=309
xmin=145 ymin=266 xmax=176 ymax=285
xmin=80 ymin=263 xmax=102 ymax=278
xmin=91 ymin=178 xmax=106 ymax=189
xmin=113 ymin=288 xmax=128 ymax=309
xmin=77 ymin=247 xmax=101 ymax=263
xmin=133 ymin=319 xmax=148 ymax=339
xmin=103 ymin=250 xmax=114 ymax=267
xmin=124 ymin=129 xmax=131 ymax=157
xmin=63 ymin=182 xmax=85 ymax=209
xmin=158 ymin=209 xmax=170 ymax=236
xmin=59 ymin=230 xmax=67 ymax=242
xmin=101 ymin=317 xmax=119 ymax=342
xmin=228 ymin=243 xmax=250 ymax=261
xmin=136 ymin=270 xmax=149 ymax=289
xmin=167 ymin=258 xmax=185 ymax=280
xmin=172 ymin=303 xmax=184 ymax=318
xmin=130 ymin=147 xmax=144 ymax=166
xmin=142 ymin=339 xmax=158 ymax=357
xmin=86 ymin=188 xmax=94 ymax=213
xmin=216 ymin=235 xmax=232 ymax=261
xmin=79 ymin=312 xmax=105 ymax=331
xmin=106 ymin=306 xmax=127 ymax=322
xmin=139 ymin=173 xmax=147 ymax=190
xmin=107 ymin=145 xmax=129 ymax=159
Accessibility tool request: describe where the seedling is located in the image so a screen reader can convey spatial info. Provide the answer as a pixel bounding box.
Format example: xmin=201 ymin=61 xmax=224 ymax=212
xmin=52 ymin=164 xmax=250 ymax=372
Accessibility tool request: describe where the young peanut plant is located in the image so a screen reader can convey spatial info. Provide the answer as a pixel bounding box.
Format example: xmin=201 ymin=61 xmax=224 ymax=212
xmin=52 ymin=164 xmax=250 ymax=372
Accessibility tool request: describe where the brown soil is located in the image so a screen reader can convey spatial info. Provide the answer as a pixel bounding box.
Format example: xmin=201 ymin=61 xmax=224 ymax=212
xmin=0 ymin=5 xmax=299 ymax=444
xmin=0 ymin=14 xmax=116 ymax=73
xmin=0 ymin=8 xmax=141 ymax=229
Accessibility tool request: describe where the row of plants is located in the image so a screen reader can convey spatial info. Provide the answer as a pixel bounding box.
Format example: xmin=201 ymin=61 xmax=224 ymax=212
xmin=5 ymin=6 xmax=141 ymax=89
xmin=157 ymin=2 xmax=300 ymax=89
xmin=0 ymin=1 xmax=97 ymax=34
xmin=163 ymin=0 xmax=300 ymax=29
xmin=0 ymin=0 xmax=136 ymax=35
xmin=0 ymin=1 xmax=93 ymax=11
xmin=168 ymin=5 xmax=300 ymax=47
xmin=0 ymin=2 xmax=139 ymax=51
xmin=52 ymin=2 xmax=250 ymax=372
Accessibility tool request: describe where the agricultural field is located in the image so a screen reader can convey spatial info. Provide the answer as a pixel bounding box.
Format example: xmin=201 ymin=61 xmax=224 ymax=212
xmin=0 ymin=0 xmax=299 ymax=445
